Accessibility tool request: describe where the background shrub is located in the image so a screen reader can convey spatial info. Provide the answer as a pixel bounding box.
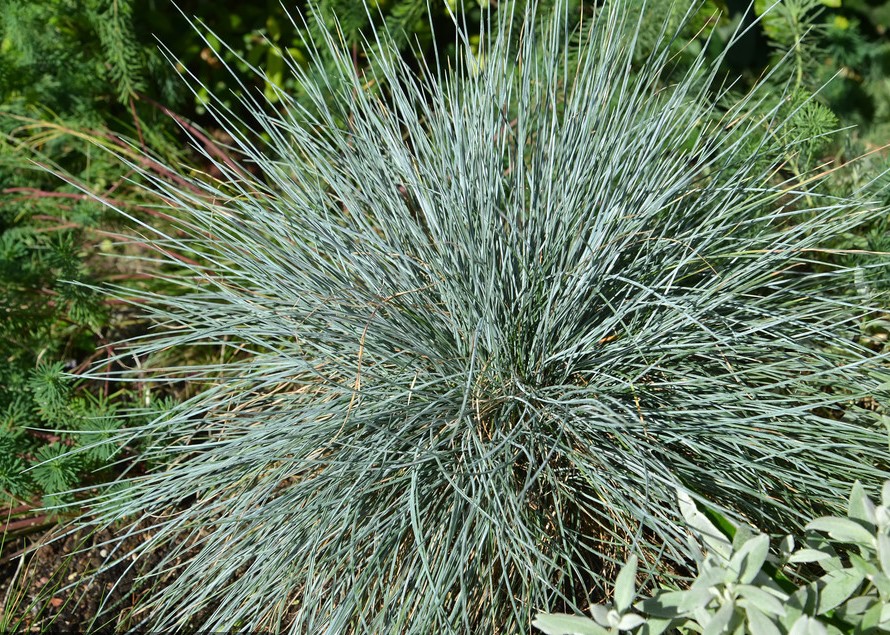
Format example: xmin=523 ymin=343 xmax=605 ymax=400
xmin=0 ymin=0 xmax=185 ymax=517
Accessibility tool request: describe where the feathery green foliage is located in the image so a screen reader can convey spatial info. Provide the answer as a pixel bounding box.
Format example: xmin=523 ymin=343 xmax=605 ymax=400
xmin=0 ymin=0 xmax=187 ymax=511
xmin=0 ymin=359 xmax=167 ymax=510
xmin=86 ymin=0 xmax=147 ymax=103
xmin=64 ymin=0 xmax=888 ymax=632
xmin=753 ymin=0 xmax=890 ymax=138
xmin=0 ymin=125 xmax=176 ymax=510
xmin=0 ymin=0 xmax=171 ymax=117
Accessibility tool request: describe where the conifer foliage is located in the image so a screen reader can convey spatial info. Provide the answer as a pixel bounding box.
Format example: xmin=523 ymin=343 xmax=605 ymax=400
xmin=0 ymin=0 xmax=197 ymax=514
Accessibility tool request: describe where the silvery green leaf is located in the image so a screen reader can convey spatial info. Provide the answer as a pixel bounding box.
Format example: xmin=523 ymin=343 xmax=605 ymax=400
xmin=746 ymin=606 xmax=781 ymax=635
xmin=681 ymin=575 xmax=722 ymax=613
xmin=860 ymin=601 xmax=883 ymax=632
xmin=803 ymin=537 xmax=843 ymax=572
xmin=788 ymin=616 xmax=809 ymax=635
xmin=614 ymin=555 xmax=638 ymax=613
xmin=589 ymin=604 xmax=611 ymax=627
xmin=878 ymin=506 xmax=890 ymax=531
xmin=806 ymin=618 xmax=829 ymax=635
xmin=882 ymin=482 xmax=890 ymax=510
xmin=733 ymin=525 xmax=755 ymax=552
xmin=617 ymin=613 xmax=646 ymax=631
xmin=788 ymin=616 xmax=827 ymax=635
xmin=808 ymin=618 xmax=830 ymax=635
xmin=702 ymin=601 xmax=735 ymax=635
xmin=693 ymin=606 xmax=714 ymax=628
xmin=878 ymin=533 xmax=890 ymax=576
xmin=872 ymin=572 xmax=890 ymax=598
xmin=789 ymin=583 xmax=818 ymax=615
xmin=816 ymin=568 xmax=866 ymax=614
xmin=638 ymin=592 xmax=687 ymax=618
xmin=736 ymin=585 xmax=787 ymax=616
xmin=698 ymin=560 xmax=731 ymax=587
xmin=849 ymin=552 xmax=878 ymax=577
xmin=806 ymin=518 xmax=875 ymax=546
xmin=838 ymin=594 xmax=876 ymax=616
xmin=532 ymin=613 xmax=610 ymax=635
xmin=788 ymin=549 xmax=833 ymax=564
xmin=681 ymin=585 xmax=717 ymax=613
xmin=727 ymin=533 xmax=769 ymax=584
xmin=848 ymin=481 xmax=877 ymax=527
xmin=779 ymin=535 xmax=795 ymax=557
xmin=678 ymin=489 xmax=732 ymax=561
xmin=640 ymin=617 xmax=674 ymax=635
xmin=780 ymin=606 xmax=803 ymax=632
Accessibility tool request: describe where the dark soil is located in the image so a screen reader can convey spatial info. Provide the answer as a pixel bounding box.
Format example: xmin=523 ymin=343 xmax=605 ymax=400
xmin=0 ymin=520 xmax=187 ymax=634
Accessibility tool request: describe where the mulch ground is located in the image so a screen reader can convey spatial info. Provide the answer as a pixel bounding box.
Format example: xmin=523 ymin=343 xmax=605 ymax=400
xmin=0 ymin=520 xmax=189 ymax=634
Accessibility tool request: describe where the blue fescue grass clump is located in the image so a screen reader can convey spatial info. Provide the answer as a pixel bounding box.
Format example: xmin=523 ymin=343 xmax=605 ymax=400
xmin=70 ymin=1 xmax=887 ymax=632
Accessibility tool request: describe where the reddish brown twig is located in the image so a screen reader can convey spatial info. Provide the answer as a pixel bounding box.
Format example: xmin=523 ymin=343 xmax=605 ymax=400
xmin=3 ymin=187 xmax=180 ymax=224
xmin=2 ymin=514 xmax=52 ymax=535
xmin=137 ymin=93 xmax=250 ymax=180
xmin=129 ymin=96 xmax=146 ymax=150
xmin=2 ymin=503 xmax=36 ymax=517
